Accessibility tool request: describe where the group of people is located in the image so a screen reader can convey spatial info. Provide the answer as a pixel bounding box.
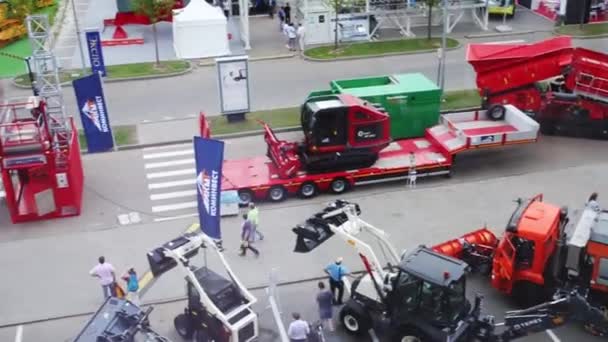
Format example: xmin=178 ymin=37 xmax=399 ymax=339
xmin=287 ymin=257 xmax=350 ymax=341
xmin=89 ymin=256 xmax=140 ymax=304
xmin=274 ymin=2 xmax=305 ymax=51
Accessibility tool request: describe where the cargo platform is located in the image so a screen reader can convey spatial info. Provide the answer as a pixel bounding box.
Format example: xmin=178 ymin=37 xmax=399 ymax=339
xmin=217 ymin=105 xmax=539 ymax=203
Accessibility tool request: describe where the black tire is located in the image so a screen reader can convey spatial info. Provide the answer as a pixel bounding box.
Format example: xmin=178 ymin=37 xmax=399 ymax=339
xmin=330 ymin=178 xmax=349 ymax=194
xmin=174 ymin=313 xmax=193 ymax=339
xmin=392 ymin=326 xmax=429 ymax=342
xmin=539 ymin=120 xmax=556 ymax=136
xmin=238 ymin=189 xmax=254 ymax=205
xmin=297 ymin=182 xmax=318 ymax=199
xmin=193 ymin=328 xmax=210 ymax=342
xmin=267 ymin=185 xmax=287 ymax=202
xmin=340 ymin=304 xmax=371 ymax=336
xmin=487 ymin=104 xmax=506 ymax=121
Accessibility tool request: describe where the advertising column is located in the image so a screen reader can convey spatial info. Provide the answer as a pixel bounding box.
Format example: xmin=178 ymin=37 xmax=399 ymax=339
xmin=216 ymin=55 xmax=250 ymax=122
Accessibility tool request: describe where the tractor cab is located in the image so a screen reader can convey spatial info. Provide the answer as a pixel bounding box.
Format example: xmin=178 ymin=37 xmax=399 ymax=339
xmin=298 ymin=94 xmax=391 ymax=173
xmin=387 ymin=247 xmax=471 ymax=333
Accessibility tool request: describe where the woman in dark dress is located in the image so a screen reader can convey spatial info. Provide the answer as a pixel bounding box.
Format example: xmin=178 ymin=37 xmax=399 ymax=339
xmin=316 ymin=281 xmax=334 ymax=332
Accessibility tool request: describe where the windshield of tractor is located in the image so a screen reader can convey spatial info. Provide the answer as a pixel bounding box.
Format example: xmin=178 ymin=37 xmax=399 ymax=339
xmin=391 ymin=271 xmax=468 ymax=327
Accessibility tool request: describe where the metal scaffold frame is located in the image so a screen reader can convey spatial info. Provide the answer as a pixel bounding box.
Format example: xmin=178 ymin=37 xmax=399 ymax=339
xmin=26 ymin=14 xmax=71 ymax=163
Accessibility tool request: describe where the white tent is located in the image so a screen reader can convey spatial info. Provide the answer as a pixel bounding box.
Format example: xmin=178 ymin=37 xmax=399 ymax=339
xmin=173 ymin=0 xmax=230 ymax=59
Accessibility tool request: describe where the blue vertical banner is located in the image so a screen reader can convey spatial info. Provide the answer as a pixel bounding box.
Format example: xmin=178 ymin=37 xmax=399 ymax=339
xmin=72 ymin=73 xmax=114 ymax=153
xmin=85 ymin=29 xmax=107 ymax=77
xmin=194 ymin=137 xmax=225 ymax=240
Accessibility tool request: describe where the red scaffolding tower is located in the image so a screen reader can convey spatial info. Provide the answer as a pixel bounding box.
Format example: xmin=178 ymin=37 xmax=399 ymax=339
xmin=0 ymin=97 xmax=83 ymax=223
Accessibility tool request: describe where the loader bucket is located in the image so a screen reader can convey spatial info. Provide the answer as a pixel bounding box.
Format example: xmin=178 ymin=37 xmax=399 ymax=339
xmin=293 ymin=216 xmax=335 ymax=253
xmin=432 ymin=228 xmax=498 ymax=259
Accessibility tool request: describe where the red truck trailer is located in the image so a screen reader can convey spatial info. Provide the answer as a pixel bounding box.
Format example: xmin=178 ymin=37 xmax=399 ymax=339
xmin=467 ymin=36 xmax=608 ymax=139
xmin=211 ymin=94 xmax=539 ymax=204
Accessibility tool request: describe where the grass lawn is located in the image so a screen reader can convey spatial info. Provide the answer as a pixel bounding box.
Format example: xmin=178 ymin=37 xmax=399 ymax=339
xmin=0 ymin=3 xmax=59 ymax=78
xmin=78 ymin=125 xmax=137 ymax=150
xmin=13 ymin=60 xmax=191 ymax=86
xmin=555 ymin=22 xmax=608 ymax=36
xmin=207 ymin=89 xmax=481 ymax=135
xmin=305 ymin=38 xmax=460 ymax=60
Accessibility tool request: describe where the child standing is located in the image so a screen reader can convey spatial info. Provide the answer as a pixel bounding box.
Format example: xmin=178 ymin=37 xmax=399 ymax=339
xmin=122 ymin=267 xmax=140 ymax=305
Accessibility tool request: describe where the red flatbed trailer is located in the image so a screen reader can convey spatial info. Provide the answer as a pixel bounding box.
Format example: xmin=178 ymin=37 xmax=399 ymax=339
xmin=213 ymin=103 xmax=539 ymax=203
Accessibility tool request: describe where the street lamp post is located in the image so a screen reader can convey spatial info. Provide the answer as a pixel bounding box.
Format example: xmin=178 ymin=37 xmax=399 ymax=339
xmin=70 ymin=0 xmax=88 ymax=74
xmin=439 ymin=0 xmax=447 ymax=92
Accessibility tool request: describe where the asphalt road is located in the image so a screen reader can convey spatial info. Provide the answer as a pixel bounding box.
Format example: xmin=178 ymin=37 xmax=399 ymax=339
xmin=0 ymin=132 xmax=608 ymax=328
xmin=0 ymin=275 xmax=603 ymax=342
xmin=3 ymin=33 xmax=607 ymax=126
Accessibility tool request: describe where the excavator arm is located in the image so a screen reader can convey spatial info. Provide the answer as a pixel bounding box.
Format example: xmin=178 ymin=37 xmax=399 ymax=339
xmin=482 ymin=288 xmax=608 ymax=341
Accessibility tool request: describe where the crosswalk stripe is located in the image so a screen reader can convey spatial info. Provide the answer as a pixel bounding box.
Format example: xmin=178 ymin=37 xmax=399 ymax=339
xmin=148 ymin=178 xmax=196 ymax=189
xmin=152 ymin=201 xmax=198 ymax=212
xmin=143 ymin=142 xmax=193 ymax=152
xmin=150 ymin=189 xmax=197 ymax=201
xmin=143 ymin=149 xmax=193 ymax=160
xmin=0 ymin=190 xmax=5 ymax=199
xmin=154 ymin=212 xmax=199 ymax=222
xmin=146 ymin=168 xmax=195 ymax=179
xmin=145 ymin=158 xmax=195 ymax=169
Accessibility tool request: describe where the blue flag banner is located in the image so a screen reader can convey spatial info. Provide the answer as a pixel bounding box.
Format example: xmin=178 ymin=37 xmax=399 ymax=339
xmin=85 ymin=30 xmax=107 ymax=77
xmin=194 ymin=137 xmax=225 ymax=240
xmin=72 ymin=73 xmax=114 ymax=153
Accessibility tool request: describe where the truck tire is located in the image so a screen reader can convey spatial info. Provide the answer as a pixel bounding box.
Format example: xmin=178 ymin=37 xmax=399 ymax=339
xmin=174 ymin=313 xmax=194 ymax=339
xmin=487 ymin=105 xmax=506 ymax=121
xmin=238 ymin=189 xmax=254 ymax=205
xmin=393 ymin=327 xmax=429 ymax=342
xmin=330 ymin=178 xmax=349 ymax=194
xmin=340 ymin=302 xmax=371 ymax=336
xmin=267 ymin=185 xmax=287 ymax=202
xmin=298 ymin=182 xmax=318 ymax=199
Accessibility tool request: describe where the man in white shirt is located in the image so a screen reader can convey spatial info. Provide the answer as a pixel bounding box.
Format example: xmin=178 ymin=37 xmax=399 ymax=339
xmin=587 ymin=192 xmax=601 ymax=212
xmin=297 ymin=23 xmax=306 ymax=51
xmin=285 ymin=23 xmax=297 ymax=51
xmin=287 ymin=312 xmax=310 ymax=342
xmin=89 ymin=256 xmax=116 ymax=299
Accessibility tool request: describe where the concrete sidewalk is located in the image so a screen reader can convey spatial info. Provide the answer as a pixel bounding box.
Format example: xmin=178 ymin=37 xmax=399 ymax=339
xmin=1 ymin=160 xmax=608 ymax=326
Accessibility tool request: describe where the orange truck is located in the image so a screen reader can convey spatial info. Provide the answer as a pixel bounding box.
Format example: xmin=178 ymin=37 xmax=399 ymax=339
xmin=433 ymin=194 xmax=608 ymax=311
xmin=0 ymin=0 xmax=54 ymax=47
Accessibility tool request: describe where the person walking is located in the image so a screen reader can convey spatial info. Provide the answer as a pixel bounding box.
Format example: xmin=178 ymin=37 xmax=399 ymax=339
xmin=297 ymin=23 xmax=306 ymax=52
xmin=284 ymin=2 xmax=292 ymax=23
xmin=89 ymin=256 xmax=116 ymax=299
xmin=316 ymin=281 xmax=334 ymax=332
xmin=278 ymin=5 xmax=285 ymax=31
xmin=239 ymin=214 xmax=260 ymax=257
xmin=122 ymin=267 xmax=140 ymax=305
xmin=269 ymin=0 xmax=276 ymax=18
xmin=587 ymin=192 xmax=600 ymax=212
xmin=248 ymin=202 xmax=264 ymax=241
xmin=287 ymin=312 xmax=310 ymax=342
xmin=222 ymin=0 xmax=230 ymax=18
xmin=286 ymin=23 xmax=297 ymax=51
xmin=324 ymin=257 xmax=349 ymax=305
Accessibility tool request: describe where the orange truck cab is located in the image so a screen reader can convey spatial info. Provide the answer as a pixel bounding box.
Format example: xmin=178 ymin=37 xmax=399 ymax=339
xmin=491 ymin=194 xmax=567 ymax=301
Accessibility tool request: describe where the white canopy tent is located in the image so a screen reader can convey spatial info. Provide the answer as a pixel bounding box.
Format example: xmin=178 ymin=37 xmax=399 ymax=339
xmin=173 ymin=0 xmax=231 ymax=59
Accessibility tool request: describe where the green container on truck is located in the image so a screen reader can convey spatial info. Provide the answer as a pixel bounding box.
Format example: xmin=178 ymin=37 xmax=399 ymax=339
xmin=307 ymin=73 xmax=442 ymax=140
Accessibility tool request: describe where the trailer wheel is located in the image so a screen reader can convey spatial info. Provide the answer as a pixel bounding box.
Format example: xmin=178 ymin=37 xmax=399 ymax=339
xmin=174 ymin=313 xmax=193 ymax=339
xmin=487 ymin=105 xmax=506 ymax=121
xmin=330 ymin=178 xmax=349 ymax=194
xmin=298 ymin=182 xmax=318 ymax=199
xmin=193 ymin=329 xmax=210 ymax=342
xmin=238 ymin=189 xmax=254 ymax=205
xmin=268 ymin=185 xmax=287 ymax=202
xmin=340 ymin=303 xmax=371 ymax=336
